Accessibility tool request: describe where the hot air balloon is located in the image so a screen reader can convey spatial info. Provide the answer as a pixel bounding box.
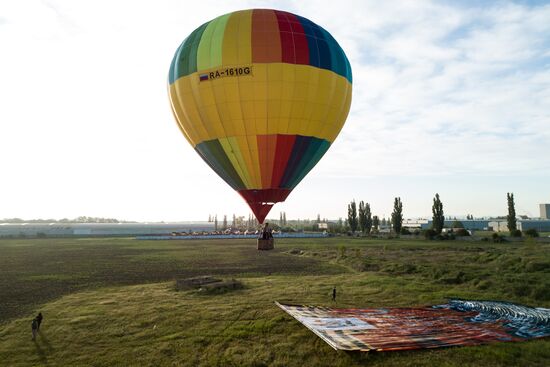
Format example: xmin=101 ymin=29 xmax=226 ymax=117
xmin=168 ymin=9 xmax=352 ymax=223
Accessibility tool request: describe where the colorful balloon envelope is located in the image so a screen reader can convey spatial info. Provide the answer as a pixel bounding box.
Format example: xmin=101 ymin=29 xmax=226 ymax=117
xmin=168 ymin=9 xmax=352 ymax=223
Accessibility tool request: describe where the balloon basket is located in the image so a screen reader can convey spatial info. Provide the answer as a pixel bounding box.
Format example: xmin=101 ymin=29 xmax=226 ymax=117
xmin=257 ymin=238 xmax=274 ymax=251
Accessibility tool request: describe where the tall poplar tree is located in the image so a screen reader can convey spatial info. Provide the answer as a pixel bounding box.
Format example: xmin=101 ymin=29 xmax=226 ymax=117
xmin=348 ymin=200 xmax=358 ymax=233
xmin=372 ymin=215 xmax=380 ymax=232
xmin=358 ymin=201 xmax=367 ymax=233
xmin=365 ymin=203 xmax=372 ymax=234
xmin=507 ymin=192 xmax=518 ymax=235
xmin=358 ymin=201 xmax=373 ymax=234
xmin=432 ymin=193 xmax=444 ymax=234
xmin=391 ymin=197 xmax=403 ymax=234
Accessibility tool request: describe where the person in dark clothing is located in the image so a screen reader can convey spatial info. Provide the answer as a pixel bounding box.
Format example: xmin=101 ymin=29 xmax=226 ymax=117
xmin=31 ymin=318 xmax=38 ymax=340
xmin=36 ymin=312 xmax=43 ymax=330
xmin=261 ymin=223 xmax=272 ymax=240
xmin=332 ymin=286 xmax=337 ymax=302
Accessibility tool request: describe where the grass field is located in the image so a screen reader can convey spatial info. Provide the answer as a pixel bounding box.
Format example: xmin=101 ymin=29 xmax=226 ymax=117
xmin=0 ymin=237 xmax=549 ymax=366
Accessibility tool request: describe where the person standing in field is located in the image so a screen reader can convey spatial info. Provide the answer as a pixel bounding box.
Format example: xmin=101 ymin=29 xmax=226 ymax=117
xmin=31 ymin=318 xmax=38 ymax=340
xmin=36 ymin=312 xmax=43 ymax=330
xmin=332 ymin=286 xmax=337 ymax=302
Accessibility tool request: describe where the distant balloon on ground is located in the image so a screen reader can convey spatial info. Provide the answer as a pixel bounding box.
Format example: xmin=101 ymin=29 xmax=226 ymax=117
xmin=168 ymin=9 xmax=352 ymax=223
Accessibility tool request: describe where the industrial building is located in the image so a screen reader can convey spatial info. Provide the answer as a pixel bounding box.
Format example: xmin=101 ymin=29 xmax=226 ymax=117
xmin=404 ymin=218 xmax=550 ymax=233
xmin=489 ymin=220 xmax=550 ymax=233
xmin=540 ymin=204 xmax=550 ymax=219
xmin=0 ymin=222 xmax=215 ymax=238
xmin=402 ymin=219 xmax=490 ymax=231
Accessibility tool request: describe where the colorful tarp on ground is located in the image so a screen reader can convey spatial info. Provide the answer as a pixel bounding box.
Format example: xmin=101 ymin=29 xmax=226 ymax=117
xmin=276 ymin=300 xmax=550 ymax=352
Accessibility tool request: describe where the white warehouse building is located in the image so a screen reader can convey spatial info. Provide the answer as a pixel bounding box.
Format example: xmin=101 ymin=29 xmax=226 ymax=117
xmin=0 ymin=222 xmax=215 ymax=238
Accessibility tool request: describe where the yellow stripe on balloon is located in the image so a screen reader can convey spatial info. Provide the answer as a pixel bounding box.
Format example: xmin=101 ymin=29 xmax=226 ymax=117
xmin=222 ymin=10 xmax=252 ymax=65
xmin=219 ymin=137 xmax=253 ymax=189
xmin=235 ymin=135 xmax=261 ymax=188
xmin=168 ymin=63 xmax=352 ymax=147
xmin=240 ymin=135 xmax=261 ymax=188
xmin=168 ymin=92 xmax=193 ymax=146
xmin=170 ymin=79 xmax=202 ymax=143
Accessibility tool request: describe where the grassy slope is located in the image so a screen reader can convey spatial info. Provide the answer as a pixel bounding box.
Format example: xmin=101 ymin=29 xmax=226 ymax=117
xmin=0 ymin=237 xmax=549 ymax=366
xmin=0 ymin=238 xmax=343 ymax=324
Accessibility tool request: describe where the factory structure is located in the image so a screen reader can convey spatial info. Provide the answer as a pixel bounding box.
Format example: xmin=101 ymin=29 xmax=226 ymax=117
xmin=398 ymin=203 xmax=550 ymax=233
xmin=0 ymin=222 xmax=215 ymax=238
xmin=402 ymin=219 xmax=550 ymax=232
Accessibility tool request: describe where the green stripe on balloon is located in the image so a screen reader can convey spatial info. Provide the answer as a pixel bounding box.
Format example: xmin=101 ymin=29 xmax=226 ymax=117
xmin=288 ymin=140 xmax=330 ymax=189
xmin=279 ymin=136 xmax=330 ymax=189
xmin=197 ymin=13 xmax=230 ymax=71
xmin=168 ymin=22 xmax=208 ymax=84
xmin=195 ymin=139 xmax=246 ymax=190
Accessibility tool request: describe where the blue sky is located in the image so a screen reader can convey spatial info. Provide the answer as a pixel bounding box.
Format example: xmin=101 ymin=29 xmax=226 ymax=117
xmin=0 ymin=0 xmax=548 ymax=222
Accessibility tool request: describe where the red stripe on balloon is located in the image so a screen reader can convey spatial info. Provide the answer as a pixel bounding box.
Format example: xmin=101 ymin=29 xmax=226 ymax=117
xmin=271 ymin=135 xmax=297 ymax=187
xmin=275 ymin=11 xmax=295 ymax=63
xmin=285 ymin=12 xmax=309 ymax=65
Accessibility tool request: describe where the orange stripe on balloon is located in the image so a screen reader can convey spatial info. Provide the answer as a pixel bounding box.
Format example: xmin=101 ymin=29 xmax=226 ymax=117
xmin=252 ymin=9 xmax=281 ymax=63
xmin=257 ymin=134 xmax=277 ymax=188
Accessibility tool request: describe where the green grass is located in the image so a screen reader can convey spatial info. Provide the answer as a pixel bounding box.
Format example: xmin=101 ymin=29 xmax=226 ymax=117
xmin=0 ymin=237 xmax=344 ymax=323
xmin=1 ymin=237 xmax=549 ymax=366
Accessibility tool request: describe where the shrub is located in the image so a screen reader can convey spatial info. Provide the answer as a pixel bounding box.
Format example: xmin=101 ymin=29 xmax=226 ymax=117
xmin=383 ymin=263 xmax=418 ymax=275
xmin=510 ymin=229 xmax=522 ymax=237
xmin=435 ymin=233 xmax=455 ymax=241
xmin=362 ymin=262 xmax=380 ymax=272
xmin=400 ymin=228 xmax=411 ymax=235
xmin=492 ymin=233 xmax=506 ymax=243
xmin=524 ymin=228 xmax=539 ymax=238
xmin=338 ymin=245 xmax=347 ymax=259
xmin=455 ymin=228 xmax=470 ymax=236
xmin=440 ymin=271 xmax=467 ymax=284
xmin=476 ymin=280 xmax=493 ymax=290
xmin=512 ymin=284 xmax=530 ymax=297
xmin=452 ymin=220 xmax=465 ymax=229
xmin=531 ymin=284 xmax=550 ymax=301
xmin=423 ymin=229 xmax=436 ymax=240
xmin=524 ymin=261 xmax=550 ymax=272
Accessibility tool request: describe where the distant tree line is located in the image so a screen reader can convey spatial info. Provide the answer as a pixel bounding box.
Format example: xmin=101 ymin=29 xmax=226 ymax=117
xmin=0 ymin=216 xmax=135 ymax=223
xmin=345 ymin=197 xmax=403 ymax=235
xmin=347 ymin=194 xmax=445 ymax=236
xmin=206 ymin=191 xmax=528 ymax=237
xmin=344 ymin=191 xmax=531 ymax=239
